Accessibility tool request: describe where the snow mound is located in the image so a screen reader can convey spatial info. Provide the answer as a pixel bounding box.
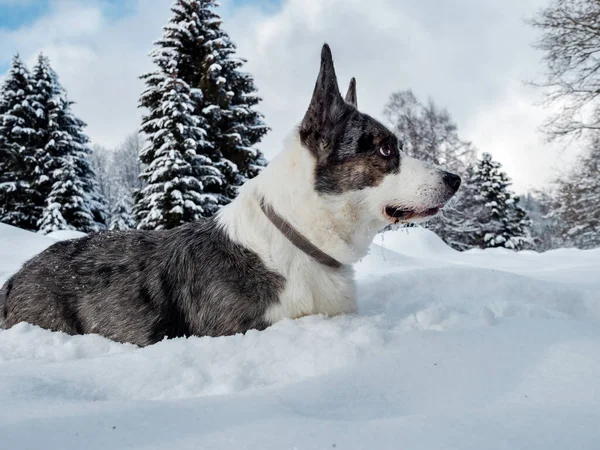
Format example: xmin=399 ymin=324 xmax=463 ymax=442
xmin=375 ymin=226 xmax=459 ymax=256
xmin=46 ymin=229 xmax=87 ymax=241
xmin=0 ymin=224 xmax=86 ymax=285
xmin=1 ymin=225 xmax=600 ymax=449
xmin=0 ymin=224 xmax=56 ymax=285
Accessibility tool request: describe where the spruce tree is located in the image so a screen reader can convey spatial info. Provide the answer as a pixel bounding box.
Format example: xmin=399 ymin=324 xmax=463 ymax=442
xmin=29 ymin=54 xmax=59 ymax=202
xmin=0 ymin=55 xmax=42 ymax=230
xmin=31 ymin=55 xmax=107 ymax=233
xmin=136 ymin=0 xmax=228 ymax=229
xmin=197 ymin=6 xmax=269 ymax=192
xmin=109 ymin=197 xmax=136 ymax=231
xmin=136 ymin=0 xmax=269 ymax=229
xmin=136 ymin=67 xmax=226 ymax=230
xmin=464 ymin=153 xmax=531 ymax=250
xmin=38 ymin=154 xmax=96 ymax=234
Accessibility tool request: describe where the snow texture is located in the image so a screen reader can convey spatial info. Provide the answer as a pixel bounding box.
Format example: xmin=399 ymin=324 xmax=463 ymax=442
xmin=0 ymin=223 xmax=599 ymax=449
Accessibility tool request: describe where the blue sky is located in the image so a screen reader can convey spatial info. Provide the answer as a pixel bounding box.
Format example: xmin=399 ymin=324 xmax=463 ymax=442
xmin=0 ymin=1 xmax=49 ymax=72
xmin=0 ymin=0 xmax=277 ymax=29
xmin=0 ymin=0 xmax=139 ymax=30
xmin=0 ymin=1 xmax=50 ymax=31
xmin=0 ymin=0 xmax=278 ymax=72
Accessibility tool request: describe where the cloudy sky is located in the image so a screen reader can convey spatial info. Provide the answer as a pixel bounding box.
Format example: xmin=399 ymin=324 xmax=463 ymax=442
xmin=0 ymin=0 xmax=576 ymax=192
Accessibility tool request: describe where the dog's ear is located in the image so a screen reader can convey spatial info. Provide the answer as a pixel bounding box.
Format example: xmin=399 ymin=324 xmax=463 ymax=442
xmin=344 ymin=77 xmax=357 ymax=108
xmin=300 ymin=44 xmax=347 ymax=158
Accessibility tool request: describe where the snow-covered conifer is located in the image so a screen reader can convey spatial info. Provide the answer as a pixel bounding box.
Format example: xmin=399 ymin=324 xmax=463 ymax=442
xmin=465 ymin=153 xmax=531 ymax=250
xmin=0 ymin=55 xmax=40 ymax=230
xmin=109 ymin=197 xmax=136 ymax=231
xmin=31 ymin=54 xmax=107 ymax=232
xmin=135 ymin=0 xmax=231 ymax=229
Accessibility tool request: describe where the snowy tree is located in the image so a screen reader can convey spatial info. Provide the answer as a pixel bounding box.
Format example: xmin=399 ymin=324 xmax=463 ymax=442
xmin=90 ymin=133 xmax=146 ymax=225
xmin=90 ymin=144 xmax=114 ymax=209
xmin=136 ymin=73 xmax=226 ymax=230
xmin=529 ymin=0 xmax=600 ymax=141
xmin=0 ymin=55 xmax=41 ymax=230
xmin=37 ymin=202 xmax=69 ymax=233
xmin=113 ymin=132 xmax=145 ymax=194
xmin=463 ymin=153 xmax=531 ymax=250
xmin=383 ymin=91 xmax=477 ymax=248
xmin=136 ymin=0 xmax=235 ymax=229
xmin=520 ymin=191 xmax=564 ymax=251
xmin=136 ymin=0 xmax=269 ymax=229
xmin=30 ymin=54 xmax=107 ymax=232
xmin=109 ymin=197 xmax=136 ymax=231
xmin=547 ymin=142 xmax=600 ymax=249
xmin=383 ymin=90 xmax=475 ymax=173
xmin=38 ymin=154 xmax=96 ymax=234
xmin=196 ymin=3 xmax=269 ymax=192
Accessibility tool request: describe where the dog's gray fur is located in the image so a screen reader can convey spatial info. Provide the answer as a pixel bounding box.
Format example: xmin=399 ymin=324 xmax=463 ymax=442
xmin=0 ymin=218 xmax=284 ymax=346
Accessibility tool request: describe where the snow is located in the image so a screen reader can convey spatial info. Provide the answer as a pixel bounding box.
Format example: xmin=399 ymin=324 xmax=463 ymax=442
xmin=46 ymin=229 xmax=87 ymax=241
xmin=1 ymin=223 xmax=600 ymax=449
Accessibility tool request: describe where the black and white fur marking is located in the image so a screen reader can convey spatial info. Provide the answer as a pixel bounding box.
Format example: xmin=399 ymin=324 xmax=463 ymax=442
xmin=0 ymin=44 xmax=461 ymax=346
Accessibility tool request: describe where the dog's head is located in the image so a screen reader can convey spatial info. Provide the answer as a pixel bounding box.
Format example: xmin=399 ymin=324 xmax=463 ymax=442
xmin=299 ymin=44 xmax=461 ymax=227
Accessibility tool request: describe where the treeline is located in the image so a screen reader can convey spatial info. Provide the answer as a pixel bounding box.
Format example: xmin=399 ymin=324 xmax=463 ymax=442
xmin=0 ymin=54 xmax=106 ymax=233
xmin=383 ymin=87 xmax=599 ymax=251
xmin=1 ymin=0 xmax=598 ymax=251
xmin=0 ymin=0 xmax=268 ymax=234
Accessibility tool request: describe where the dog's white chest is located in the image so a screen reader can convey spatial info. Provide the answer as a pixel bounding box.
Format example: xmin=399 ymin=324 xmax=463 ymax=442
xmin=264 ymin=262 xmax=357 ymax=323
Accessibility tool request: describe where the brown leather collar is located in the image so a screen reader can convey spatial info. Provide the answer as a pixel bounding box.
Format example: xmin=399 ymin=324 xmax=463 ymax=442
xmin=259 ymin=199 xmax=343 ymax=269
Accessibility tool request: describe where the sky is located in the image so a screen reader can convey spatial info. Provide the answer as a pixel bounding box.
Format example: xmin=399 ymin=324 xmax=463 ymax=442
xmin=0 ymin=0 xmax=577 ymax=193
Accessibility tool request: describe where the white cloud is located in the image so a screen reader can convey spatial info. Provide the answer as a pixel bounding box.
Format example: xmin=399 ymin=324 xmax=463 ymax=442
xmin=0 ymin=0 xmax=571 ymax=191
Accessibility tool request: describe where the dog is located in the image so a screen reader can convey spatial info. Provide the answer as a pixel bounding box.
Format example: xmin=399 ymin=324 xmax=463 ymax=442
xmin=0 ymin=44 xmax=461 ymax=346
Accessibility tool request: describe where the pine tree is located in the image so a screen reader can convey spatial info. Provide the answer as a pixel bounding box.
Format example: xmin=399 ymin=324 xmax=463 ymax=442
xmin=136 ymin=0 xmax=269 ymax=229
xmin=520 ymin=191 xmax=564 ymax=251
xmin=109 ymin=197 xmax=136 ymax=231
xmin=464 ymin=153 xmax=531 ymax=250
xmin=31 ymin=54 xmax=107 ymax=233
xmin=136 ymin=0 xmax=229 ymax=229
xmin=38 ymin=154 xmax=96 ymax=234
xmin=37 ymin=202 xmax=69 ymax=233
xmin=29 ymin=53 xmax=59 ymax=203
xmin=136 ymin=70 xmax=226 ymax=230
xmin=0 ymin=55 xmax=41 ymax=230
xmin=197 ymin=5 xmax=269 ymax=192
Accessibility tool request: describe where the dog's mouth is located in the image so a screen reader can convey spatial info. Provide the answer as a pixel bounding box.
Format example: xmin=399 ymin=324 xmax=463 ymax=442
xmin=383 ymin=204 xmax=443 ymax=224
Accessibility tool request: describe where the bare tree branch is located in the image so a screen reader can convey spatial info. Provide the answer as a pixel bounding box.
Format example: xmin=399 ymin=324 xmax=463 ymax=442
xmin=529 ymin=0 xmax=600 ymax=141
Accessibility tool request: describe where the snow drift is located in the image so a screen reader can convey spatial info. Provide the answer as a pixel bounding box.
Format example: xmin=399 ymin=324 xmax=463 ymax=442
xmin=0 ymin=223 xmax=599 ymax=449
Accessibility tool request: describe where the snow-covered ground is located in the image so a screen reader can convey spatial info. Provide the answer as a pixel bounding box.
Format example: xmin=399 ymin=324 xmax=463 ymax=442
xmin=0 ymin=223 xmax=599 ymax=449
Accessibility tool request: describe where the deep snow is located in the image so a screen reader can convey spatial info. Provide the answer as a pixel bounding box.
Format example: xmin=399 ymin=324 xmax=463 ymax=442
xmin=0 ymin=223 xmax=599 ymax=449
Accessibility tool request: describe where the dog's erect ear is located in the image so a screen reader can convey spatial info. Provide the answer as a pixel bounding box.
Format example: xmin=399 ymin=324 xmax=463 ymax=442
xmin=344 ymin=77 xmax=357 ymax=108
xmin=300 ymin=44 xmax=347 ymax=157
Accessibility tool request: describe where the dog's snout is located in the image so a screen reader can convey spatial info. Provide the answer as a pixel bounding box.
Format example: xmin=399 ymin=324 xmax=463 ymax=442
xmin=443 ymin=172 xmax=461 ymax=193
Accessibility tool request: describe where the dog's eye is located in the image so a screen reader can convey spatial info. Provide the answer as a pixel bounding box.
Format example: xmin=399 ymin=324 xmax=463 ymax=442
xmin=379 ymin=145 xmax=392 ymax=157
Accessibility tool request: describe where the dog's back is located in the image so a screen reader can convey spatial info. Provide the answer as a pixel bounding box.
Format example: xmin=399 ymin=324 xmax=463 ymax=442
xmin=1 ymin=218 xmax=285 ymax=346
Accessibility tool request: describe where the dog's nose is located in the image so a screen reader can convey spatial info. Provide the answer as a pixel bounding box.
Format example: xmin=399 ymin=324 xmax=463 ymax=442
xmin=443 ymin=172 xmax=461 ymax=193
